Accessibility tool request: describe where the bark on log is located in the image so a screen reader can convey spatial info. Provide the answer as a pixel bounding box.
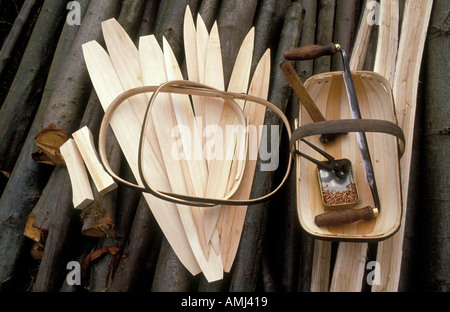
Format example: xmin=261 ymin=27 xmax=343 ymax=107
xmin=114 ymin=0 xmax=147 ymax=40
xmin=0 ymin=0 xmax=66 ymax=188
xmin=420 ymin=0 xmax=450 ymax=291
xmin=0 ymin=0 xmax=120 ymax=290
xmin=197 ymin=0 xmax=221 ymax=30
xmin=32 ymin=171 xmax=78 ymax=291
xmin=229 ymin=2 xmax=305 ymax=292
xmin=88 ymin=163 xmax=141 ymax=291
xmin=251 ymin=0 xmax=277 ymax=75
xmin=261 ymin=0 xmax=318 ymax=292
xmin=285 ymin=0 xmax=316 ymax=292
xmin=331 ymin=0 xmax=362 ymax=70
xmin=313 ymin=0 xmax=336 ymax=75
xmin=108 ymin=197 xmax=162 ymax=291
xmin=151 ymin=237 xmax=194 ymax=292
xmin=0 ymin=0 xmax=37 ymax=76
xmin=30 ymin=78 xmax=100 ymax=236
xmin=154 ymin=0 xmax=200 ymax=63
xmin=0 ymin=0 xmax=69 ymax=290
xmin=217 ymin=0 xmax=258 ymax=88
xmin=137 ymin=0 xmax=160 ymax=36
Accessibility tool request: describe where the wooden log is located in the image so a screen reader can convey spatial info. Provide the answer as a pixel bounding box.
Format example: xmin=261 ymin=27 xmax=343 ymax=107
xmin=419 ymin=0 xmax=449 ymax=291
xmin=331 ymin=0 xmax=362 ymax=70
xmin=32 ymin=171 xmax=78 ymax=291
xmin=114 ymin=0 xmax=146 ymax=39
xmin=229 ymin=2 xmax=305 ymax=292
xmin=152 ymin=237 xmax=194 ymax=292
xmin=39 ymin=0 xmax=121 ymax=133
xmin=282 ymin=0 xmax=316 ymax=292
xmin=16 ymin=0 xmax=121 ymax=291
xmin=154 ymin=0 xmax=201 ymax=63
xmin=137 ymin=0 xmax=160 ymax=36
xmin=197 ymin=0 xmax=221 ymax=30
xmin=251 ymin=0 xmax=277 ymax=75
xmin=295 ymin=0 xmax=317 ymax=81
xmin=313 ymin=0 xmax=336 ymax=74
xmin=216 ymin=0 xmax=258 ymax=88
xmin=29 ymin=87 xmax=103 ymax=237
xmin=0 ymin=0 xmax=66 ymax=188
xmin=0 ymin=0 xmax=71 ymax=289
xmin=0 ymin=0 xmax=37 ymax=76
xmin=108 ymin=197 xmax=160 ymax=291
xmin=88 ymin=164 xmax=141 ymax=290
xmin=23 ymin=0 xmax=113 ymax=236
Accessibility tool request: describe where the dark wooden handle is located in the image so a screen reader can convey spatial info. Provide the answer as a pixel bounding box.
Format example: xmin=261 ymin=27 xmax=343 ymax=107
xmin=283 ymin=43 xmax=339 ymax=61
xmin=314 ymin=206 xmax=378 ymax=227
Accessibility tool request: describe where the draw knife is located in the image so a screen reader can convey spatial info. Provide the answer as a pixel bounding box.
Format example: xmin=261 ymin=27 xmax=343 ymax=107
xmin=338 ymin=45 xmax=380 ymax=211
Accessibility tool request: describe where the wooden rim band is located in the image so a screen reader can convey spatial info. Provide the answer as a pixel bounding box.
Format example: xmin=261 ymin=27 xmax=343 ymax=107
xmin=98 ymin=80 xmax=293 ymax=207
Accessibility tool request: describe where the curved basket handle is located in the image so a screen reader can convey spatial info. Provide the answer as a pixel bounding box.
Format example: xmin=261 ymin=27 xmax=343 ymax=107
xmin=98 ymin=80 xmax=293 ymax=207
xmin=290 ymin=119 xmax=406 ymax=158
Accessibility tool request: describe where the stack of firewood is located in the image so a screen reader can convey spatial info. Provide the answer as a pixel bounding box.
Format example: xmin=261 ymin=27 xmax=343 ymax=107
xmin=0 ymin=0 xmax=447 ymax=292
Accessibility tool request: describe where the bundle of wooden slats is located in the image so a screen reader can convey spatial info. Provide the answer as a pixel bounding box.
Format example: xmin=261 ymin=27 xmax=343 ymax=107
xmin=0 ymin=0 xmax=446 ymax=292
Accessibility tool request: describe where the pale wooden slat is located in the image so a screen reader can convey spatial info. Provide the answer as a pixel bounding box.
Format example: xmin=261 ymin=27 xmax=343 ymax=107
xmin=59 ymin=138 xmax=94 ymax=210
xmin=374 ymin=0 xmax=399 ymax=85
xmin=203 ymin=27 xmax=255 ymax=246
xmin=221 ymin=49 xmax=271 ymax=272
xmin=72 ymin=126 xmax=117 ymax=195
xmin=373 ymin=0 xmax=433 ymax=292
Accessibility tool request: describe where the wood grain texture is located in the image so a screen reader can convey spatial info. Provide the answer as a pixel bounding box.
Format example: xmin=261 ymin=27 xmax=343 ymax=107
xmin=373 ymin=0 xmax=433 ymax=292
xmin=72 ymin=126 xmax=117 ymax=195
xmin=59 ymin=138 xmax=94 ymax=209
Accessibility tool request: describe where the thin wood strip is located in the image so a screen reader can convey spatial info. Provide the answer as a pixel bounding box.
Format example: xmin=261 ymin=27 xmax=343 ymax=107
xmin=374 ymin=0 xmax=399 ymax=84
xmin=59 ymin=138 xmax=94 ymax=210
xmin=204 ymin=22 xmax=225 ymax=135
xmin=349 ymin=0 xmax=375 ymax=71
xmin=221 ymin=49 xmax=271 ymax=272
xmin=373 ymin=0 xmax=433 ymax=292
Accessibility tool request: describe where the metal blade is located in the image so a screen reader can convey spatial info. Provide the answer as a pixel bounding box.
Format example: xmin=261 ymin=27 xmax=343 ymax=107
xmin=339 ymin=49 xmax=381 ymax=209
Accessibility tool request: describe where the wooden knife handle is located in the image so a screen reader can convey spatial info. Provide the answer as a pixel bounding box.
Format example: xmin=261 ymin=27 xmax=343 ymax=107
xmin=284 ymin=43 xmax=339 ymax=61
xmin=314 ymin=206 xmax=378 ymax=227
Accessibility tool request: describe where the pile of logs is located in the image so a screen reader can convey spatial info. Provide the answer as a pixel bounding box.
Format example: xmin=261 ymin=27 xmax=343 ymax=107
xmin=0 ymin=0 xmax=448 ymax=292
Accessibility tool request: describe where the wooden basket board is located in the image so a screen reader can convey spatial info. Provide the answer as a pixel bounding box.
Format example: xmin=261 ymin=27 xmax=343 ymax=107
xmin=296 ymin=71 xmax=402 ymax=241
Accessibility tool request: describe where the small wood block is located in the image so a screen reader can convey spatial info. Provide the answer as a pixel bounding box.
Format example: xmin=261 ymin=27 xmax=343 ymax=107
xmin=60 ymin=138 xmax=94 ymax=209
xmin=72 ymin=126 xmax=117 ymax=195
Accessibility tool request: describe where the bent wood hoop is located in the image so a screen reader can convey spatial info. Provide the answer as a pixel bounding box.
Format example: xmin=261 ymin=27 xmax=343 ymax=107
xmin=98 ymin=80 xmax=293 ymax=207
xmin=295 ymin=71 xmax=403 ymax=242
